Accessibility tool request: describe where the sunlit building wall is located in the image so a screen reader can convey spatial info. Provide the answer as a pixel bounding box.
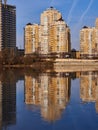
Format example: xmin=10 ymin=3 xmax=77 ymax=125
xmin=40 ymin=7 xmax=61 ymax=26
xmin=24 ymin=23 xmax=39 ymax=55
xmin=49 ymin=19 xmax=71 ymax=53
xmin=38 ymin=25 xmax=43 ymax=54
xmin=40 ymin=7 xmax=62 ymax=54
xmin=80 ymin=18 xmax=98 ymax=58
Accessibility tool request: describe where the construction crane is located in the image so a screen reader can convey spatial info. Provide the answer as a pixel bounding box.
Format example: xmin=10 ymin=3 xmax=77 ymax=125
xmin=4 ymin=0 xmax=7 ymax=5
xmin=0 ymin=0 xmax=2 ymax=4
xmin=0 ymin=0 xmax=7 ymax=6
xmin=0 ymin=0 xmax=7 ymax=4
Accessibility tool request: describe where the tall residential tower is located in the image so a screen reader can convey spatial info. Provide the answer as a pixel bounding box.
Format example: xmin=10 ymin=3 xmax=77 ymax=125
xmin=24 ymin=7 xmax=71 ymax=56
xmin=0 ymin=0 xmax=16 ymax=51
xmin=80 ymin=18 xmax=98 ymax=58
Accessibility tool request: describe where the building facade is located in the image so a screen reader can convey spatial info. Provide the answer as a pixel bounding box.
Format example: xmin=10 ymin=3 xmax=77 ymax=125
xmin=80 ymin=18 xmax=98 ymax=58
xmin=49 ymin=18 xmax=71 ymax=54
xmin=0 ymin=1 xmax=16 ymax=51
xmin=24 ymin=7 xmax=71 ymax=56
xmin=24 ymin=23 xmax=39 ymax=55
xmin=40 ymin=7 xmax=62 ymax=55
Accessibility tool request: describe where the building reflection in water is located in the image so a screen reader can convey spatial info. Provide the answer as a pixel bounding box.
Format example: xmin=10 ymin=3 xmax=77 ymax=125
xmin=80 ymin=71 xmax=98 ymax=112
xmin=0 ymin=71 xmax=16 ymax=129
xmin=0 ymin=69 xmax=98 ymax=128
xmin=24 ymin=73 xmax=71 ymax=122
xmin=0 ymin=81 xmax=2 ymax=129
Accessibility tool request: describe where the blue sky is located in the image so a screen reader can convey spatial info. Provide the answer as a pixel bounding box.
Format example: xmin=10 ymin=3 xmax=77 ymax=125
xmin=7 ymin=0 xmax=98 ymax=50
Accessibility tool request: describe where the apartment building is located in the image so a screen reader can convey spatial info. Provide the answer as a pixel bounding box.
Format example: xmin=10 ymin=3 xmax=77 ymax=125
xmin=40 ymin=7 xmax=61 ymax=54
xmin=24 ymin=23 xmax=40 ymax=55
xmin=49 ymin=17 xmax=71 ymax=54
xmin=24 ymin=7 xmax=71 ymax=56
xmin=0 ymin=1 xmax=16 ymax=51
xmin=80 ymin=18 xmax=98 ymax=58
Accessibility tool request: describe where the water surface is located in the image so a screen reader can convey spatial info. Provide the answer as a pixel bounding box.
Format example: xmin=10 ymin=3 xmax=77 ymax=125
xmin=0 ymin=70 xmax=98 ymax=130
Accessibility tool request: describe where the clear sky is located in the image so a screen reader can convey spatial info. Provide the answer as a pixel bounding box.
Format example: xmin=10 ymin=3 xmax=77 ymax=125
xmin=6 ymin=0 xmax=98 ymax=50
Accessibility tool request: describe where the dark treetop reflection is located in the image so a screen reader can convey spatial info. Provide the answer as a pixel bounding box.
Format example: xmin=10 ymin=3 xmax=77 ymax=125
xmin=0 ymin=69 xmax=98 ymax=130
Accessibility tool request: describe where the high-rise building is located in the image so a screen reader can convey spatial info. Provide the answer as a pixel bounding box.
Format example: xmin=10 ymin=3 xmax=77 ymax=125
xmin=40 ymin=7 xmax=62 ymax=54
xmin=0 ymin=0 xmax=16 ymax=51
xmin=24 ymin=23 xmax=39 ymax=55
xmin=24 ymin=7 xmax=71 ymax=56
xmin=49 ymin=17 xmax=71 ymax=54
xmin=80 ymin=18 xmax=98 ymax=58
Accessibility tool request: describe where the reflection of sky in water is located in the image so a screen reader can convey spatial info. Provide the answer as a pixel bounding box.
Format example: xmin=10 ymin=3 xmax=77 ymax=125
xmin=1 ymin=71 xmax=98 ymax=130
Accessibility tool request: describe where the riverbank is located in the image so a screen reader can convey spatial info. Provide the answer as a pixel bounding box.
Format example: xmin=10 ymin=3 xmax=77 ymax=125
xmin=2 ymin=58 xmax=98 ymax=66
xmin=1 ymin=60 xmax=54 ymax=72
xmin=1 ymin=58 xmax=98 ymax=72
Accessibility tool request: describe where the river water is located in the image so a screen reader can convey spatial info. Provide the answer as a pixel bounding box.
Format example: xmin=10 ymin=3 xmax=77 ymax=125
xmin=0 ymin=69 xmax=98 ymax=130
